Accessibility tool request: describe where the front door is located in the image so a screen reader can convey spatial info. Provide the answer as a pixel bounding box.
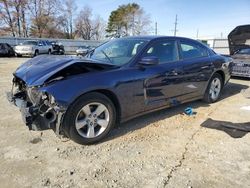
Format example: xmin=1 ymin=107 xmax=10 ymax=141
xmin=140 ymin=39 xmax=185 ymax=111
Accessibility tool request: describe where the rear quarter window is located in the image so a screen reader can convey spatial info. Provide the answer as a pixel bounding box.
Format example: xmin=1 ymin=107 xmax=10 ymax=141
xmin=180 ymin=40 xmax=208 ymax=60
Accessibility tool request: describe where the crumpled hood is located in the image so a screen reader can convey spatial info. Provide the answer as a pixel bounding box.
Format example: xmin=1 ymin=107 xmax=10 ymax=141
xmin=14 ymin=55 xmax=114 ymax=87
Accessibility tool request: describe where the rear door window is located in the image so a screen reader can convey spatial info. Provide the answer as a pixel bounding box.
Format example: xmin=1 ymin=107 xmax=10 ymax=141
xmin=180 ymin=41 xmax=208 ymax=60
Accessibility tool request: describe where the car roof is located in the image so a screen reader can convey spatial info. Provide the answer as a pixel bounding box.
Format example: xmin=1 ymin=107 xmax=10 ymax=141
xmin=121 ymin=35 xmax=197 ymax=41
xmin=25 ymin=40 xmax=38 ymax=42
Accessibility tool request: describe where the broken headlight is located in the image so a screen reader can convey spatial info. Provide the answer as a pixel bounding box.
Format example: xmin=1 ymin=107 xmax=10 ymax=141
xmin=27 ymin=87 xmax=55 ymax=106
xmin=27 ymin=87 xmax=43 ymax=105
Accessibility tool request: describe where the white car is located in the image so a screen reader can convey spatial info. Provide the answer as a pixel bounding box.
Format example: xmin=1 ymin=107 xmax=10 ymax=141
xmin=14 ymin=40 xmax=52 ymax=57
xmin=76 ymin=46 xmax=91 ymax=56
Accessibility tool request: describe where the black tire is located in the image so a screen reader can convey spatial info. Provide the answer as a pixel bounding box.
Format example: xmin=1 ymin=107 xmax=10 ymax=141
xmin=62 ymin=92 xmax=116 ymax=145
xmin=48 ymin=49 xmax=51 ymax=55
xmin=34 ymin=50 xmax=39 ymax=57
xmin=203 ymin=73 xmax=223 ymax=103
xmin=16 ymin=53 xmax=22 ymax=57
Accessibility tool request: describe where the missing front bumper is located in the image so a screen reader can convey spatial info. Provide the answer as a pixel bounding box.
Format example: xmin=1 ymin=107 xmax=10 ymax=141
xmin=6 ymin=91 xmax=62 ymax=132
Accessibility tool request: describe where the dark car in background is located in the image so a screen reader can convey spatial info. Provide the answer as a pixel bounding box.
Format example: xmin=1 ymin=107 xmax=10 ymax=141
xmin=7 ymin=36 xmax=232 ymax=145
xmin=50 ymin=41 xmax=65 ymax=55
xmin=0 ymin=43 xmax=15 ymax=57
xmin=228 ymin=25 xmax=250 ymax=78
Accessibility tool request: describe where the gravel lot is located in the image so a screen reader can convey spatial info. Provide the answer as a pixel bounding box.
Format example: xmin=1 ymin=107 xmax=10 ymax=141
xmin=0 ymin=57 xmax=250 ymax=188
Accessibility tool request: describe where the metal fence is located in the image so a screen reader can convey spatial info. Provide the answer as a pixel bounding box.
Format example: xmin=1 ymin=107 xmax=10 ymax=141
xmin=0 ymin=37 xmax=105 ymax=54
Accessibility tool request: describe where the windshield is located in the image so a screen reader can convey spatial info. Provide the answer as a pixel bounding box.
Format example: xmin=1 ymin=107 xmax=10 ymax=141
xmin=89 ymin=38 xmax=148 ymax=66
xmin=22 ymin=41 xmax=38 ymax=45
xmin=236 ymin=48 xmax=250 ymax=55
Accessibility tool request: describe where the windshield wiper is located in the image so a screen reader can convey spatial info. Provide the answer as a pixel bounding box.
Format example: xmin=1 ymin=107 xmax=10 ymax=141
xmin=86 ymin=48 xmax=95 ymax=58
xmin=101 ymin=50 xmax=113 ymax=64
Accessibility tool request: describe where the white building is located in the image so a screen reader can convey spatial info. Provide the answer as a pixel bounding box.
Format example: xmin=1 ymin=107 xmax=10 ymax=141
xmin=196 ymin=37 xmax=229 ymax=55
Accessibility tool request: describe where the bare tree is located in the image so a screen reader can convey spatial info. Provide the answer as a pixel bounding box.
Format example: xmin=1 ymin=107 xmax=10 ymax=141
xmin=75 ymin=6 xmax=92 ymax=40
xmin=20 ymin=0 xmax=28 ymax=37
xmin=0 ymin=0 xmax=106 ymax=39
xmin=64 ymin=0 xmax=76 ymax=39
xmin=92 ymin=15 xmax=106 ymax=40
xmin=13 ymin=0 xmax=22 ymax=36
xmin=28 ymin=0 xmax=61 ymax=38
xmin=132 ymin=9 xmax=152 ymax=35
xmin=0 ymin=0 xmax=16 ymax=36
xmin=0 ymin=0 xmax=29 ymax=37
xmin=75 ymin=6 xmax=106 ymax=40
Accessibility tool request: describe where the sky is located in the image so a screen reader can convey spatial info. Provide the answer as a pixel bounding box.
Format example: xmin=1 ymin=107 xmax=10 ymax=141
xmin=75 ymin=0 xmax=250 ymax=39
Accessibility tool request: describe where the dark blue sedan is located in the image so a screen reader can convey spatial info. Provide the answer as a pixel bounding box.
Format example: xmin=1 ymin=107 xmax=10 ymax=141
xmin=7 ymin=36 xmax=232 ymax=144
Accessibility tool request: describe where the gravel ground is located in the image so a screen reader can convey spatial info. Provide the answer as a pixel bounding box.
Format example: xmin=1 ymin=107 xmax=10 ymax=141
xmin=0 ymin=57 xmax=250 ymax=188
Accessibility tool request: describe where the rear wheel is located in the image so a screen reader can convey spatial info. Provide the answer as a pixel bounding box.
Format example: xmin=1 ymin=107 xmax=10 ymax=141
xmin=48 ymin=49 xmax=51 ymax=55
xmin=63 ymin=92 xmax=116 ymax=145
xmin=203 ymin=73 xmax=223 ymax=103
xmin=34 ymin=50 xmax=39 ymax=57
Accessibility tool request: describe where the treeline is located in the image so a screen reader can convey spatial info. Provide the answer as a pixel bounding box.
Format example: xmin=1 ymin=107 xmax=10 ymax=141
xmin=0 ymin=1 xmax=152 ymax=39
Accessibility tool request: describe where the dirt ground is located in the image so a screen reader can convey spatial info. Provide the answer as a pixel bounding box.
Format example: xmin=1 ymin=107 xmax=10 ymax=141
xmin=0 ymin=57 xmax=250 ymax=188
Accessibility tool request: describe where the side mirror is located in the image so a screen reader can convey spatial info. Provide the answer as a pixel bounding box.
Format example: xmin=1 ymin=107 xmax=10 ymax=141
xmin=138 ymin=56 xmax=159 ymax=66
xmin=38 ymin=43 xmax=43 ymax=46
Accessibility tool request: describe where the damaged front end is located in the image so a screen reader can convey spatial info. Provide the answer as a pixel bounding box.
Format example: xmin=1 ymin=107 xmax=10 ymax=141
xmin=7 ymin=76 xmax=65 ymax=136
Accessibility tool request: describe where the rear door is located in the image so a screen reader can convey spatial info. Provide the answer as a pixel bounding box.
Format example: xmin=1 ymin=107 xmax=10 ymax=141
xmin=178 ymin=39 xmax=213 ymax=100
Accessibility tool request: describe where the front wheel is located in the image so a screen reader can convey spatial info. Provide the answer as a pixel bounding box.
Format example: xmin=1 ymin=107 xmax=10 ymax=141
xmin=62 ymin=92 xmax=116 ymax=145
xmin=203 ymin=73 xmax=223 ymax=103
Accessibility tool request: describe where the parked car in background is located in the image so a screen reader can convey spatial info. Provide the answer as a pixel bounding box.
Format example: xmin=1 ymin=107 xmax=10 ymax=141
xmin=14 ymin=40 xmax=52 ymax=57
xmin=76 ymin=46 xmax=91 ymax=56
xmin=50 ymin=41 xmax=65 ymax=55
xmin=228 ymin=25 xmax=250 ymax=78
xmin=7 ymin=36 xmax=232 ymax=145
xmin=0 ymin=43 xmax=15 ymax=57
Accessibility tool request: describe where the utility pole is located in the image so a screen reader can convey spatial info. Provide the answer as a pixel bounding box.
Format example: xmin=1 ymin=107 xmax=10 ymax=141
xmin=173 ymin=14 xmax=178 ymax=36
xmin=155 ymin=22 xmax=158 ymax=35
xmin=196 ymin=29 xmax=199 ymax=39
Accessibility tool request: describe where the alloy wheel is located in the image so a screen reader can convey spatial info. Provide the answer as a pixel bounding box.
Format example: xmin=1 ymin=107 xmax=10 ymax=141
xmin=75 ymin=102 xmax=110 ymax=138
xmin=209 ymin=77 xmax=221 ymax=100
